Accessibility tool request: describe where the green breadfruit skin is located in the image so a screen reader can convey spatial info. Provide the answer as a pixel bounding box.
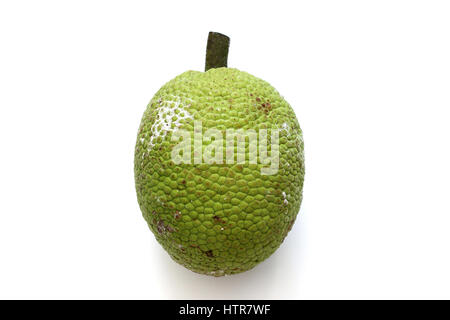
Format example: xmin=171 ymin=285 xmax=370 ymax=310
xmin=135 ymin=67 xmax=305 ymax=276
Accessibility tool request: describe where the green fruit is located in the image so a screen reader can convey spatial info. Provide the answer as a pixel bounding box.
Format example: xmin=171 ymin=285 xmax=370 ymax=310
xmin=135 ymin=32 xmax=304 ymax=276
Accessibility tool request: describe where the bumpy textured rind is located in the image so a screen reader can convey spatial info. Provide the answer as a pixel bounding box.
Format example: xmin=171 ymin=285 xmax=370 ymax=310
xmin=135 ymin=68 xmax=304 ymax=276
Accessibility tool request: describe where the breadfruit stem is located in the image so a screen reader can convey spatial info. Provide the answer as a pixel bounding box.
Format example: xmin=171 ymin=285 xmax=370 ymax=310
xmin=205 ymin=32 xmax=230 ymax=71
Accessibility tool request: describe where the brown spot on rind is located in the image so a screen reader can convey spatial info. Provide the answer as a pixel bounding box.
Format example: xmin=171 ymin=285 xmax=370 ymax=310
xmin=213 ymin=215 xmax=225 ymax=223
xmin=157 ymin=220 xmax=165 ymax=234
xmin=156 ymin=219 xmax=176 ymax=234
xmin=205 ymin=250 xmax=214 ymax=258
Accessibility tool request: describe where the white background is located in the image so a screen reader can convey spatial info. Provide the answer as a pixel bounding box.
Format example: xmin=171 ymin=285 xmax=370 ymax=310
xmin=0 ymin=1 xmax=449 ymax=299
